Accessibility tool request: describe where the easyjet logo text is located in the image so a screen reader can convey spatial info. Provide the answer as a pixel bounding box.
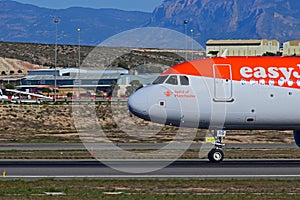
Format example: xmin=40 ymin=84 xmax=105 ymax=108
xmin=240 ymin=65 xmax=300 ymax=80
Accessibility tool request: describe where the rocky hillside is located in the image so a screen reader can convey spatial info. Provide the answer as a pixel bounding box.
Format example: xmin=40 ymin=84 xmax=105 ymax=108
xmin=0 ymin=57 xmax=47 ymax=76
xmin=0 ymin=42 xmax=186 ymax=71
xmin=148 ymin=0 xmax=300 ymax=45
xmin=0 ymin=42 xmax=93 ymax=68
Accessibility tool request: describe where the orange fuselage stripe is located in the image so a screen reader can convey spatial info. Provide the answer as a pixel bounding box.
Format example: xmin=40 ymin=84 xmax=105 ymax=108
xmin=162 ymin=57 xmax=300 ymax=88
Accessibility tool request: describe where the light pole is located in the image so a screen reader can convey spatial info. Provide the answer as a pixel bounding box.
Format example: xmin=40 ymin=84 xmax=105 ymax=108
xmin=184 ymin=20 xmax=188 ymax=61
xmin=190 ymin=29 xmax=194 ymax=60
xmin=77 ymin=28 xmax=81 ymax=99
xmin=53 ymin=17 xmax=60 ymax=102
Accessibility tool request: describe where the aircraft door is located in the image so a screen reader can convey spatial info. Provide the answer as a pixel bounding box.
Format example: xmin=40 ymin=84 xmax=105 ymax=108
xmin=213 ymin=64 xmax=233 ymax=102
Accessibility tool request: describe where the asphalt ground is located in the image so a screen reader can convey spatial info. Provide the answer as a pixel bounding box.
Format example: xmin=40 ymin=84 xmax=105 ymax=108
xmin=0 ymin=159 xmax=300 ymax=179
xmin=0 ymin=143 xmax=296 ymax=150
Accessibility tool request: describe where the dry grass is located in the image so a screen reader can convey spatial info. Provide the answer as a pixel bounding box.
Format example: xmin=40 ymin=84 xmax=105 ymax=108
xmin=0 ymin=179 xmax=299 ymax=199
xmin=0 ymin=103 xmax=295 ymax=144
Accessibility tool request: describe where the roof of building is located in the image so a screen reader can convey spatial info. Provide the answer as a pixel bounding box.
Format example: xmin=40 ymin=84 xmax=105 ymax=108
xmin=285 ymin=40 xmax=300 ymax=46
xmin=28 ymin=68 xmax=129 ymax=76
xmin=206 ymin=39 xmax=279 ymax=46
xmin=118 ymin=74 xmax=158 ymax=85
xmin=25 ymin=68 xmax=129 ymax=81
xmin=24 ymin=74 xmax=120 ymax=81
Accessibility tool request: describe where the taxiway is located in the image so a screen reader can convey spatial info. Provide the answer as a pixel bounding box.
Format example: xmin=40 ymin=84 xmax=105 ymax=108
xmin=0 ymin=159 xmax=299 ymax=179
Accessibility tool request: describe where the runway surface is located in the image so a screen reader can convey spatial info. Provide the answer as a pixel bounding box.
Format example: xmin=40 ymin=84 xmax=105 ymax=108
xmin=0 ymin=159 xmax=300 ymax=179
xmin=0 ymin=143 xmax=296 ymax=150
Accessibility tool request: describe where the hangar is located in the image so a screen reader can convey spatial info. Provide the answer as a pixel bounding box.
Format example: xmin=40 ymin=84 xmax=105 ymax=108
xmin=206 ymin=39 xmax=280 ymax=57
xmin=283 ymin=40 xmax=300 ymax=56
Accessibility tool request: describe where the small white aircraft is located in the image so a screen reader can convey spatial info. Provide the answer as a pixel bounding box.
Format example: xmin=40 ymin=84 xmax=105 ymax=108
xmin=0 ymin=89 xmax=9 ymax=100
xmin=6 ymin=89 xmax=52 ymax=102
xmin=128 ymin=56 xmax=300 ymax=162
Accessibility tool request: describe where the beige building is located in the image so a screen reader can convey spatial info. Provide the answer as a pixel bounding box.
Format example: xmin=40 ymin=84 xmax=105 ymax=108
xmin=283 ymin=40 xmax=300 ymax=56
xmin=206 ymin=39 xmax=280 ymax=57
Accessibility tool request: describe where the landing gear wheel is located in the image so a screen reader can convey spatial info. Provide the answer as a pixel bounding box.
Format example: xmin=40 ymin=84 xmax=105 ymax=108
xmin=208 ymin=148 xmax=224 ymax=163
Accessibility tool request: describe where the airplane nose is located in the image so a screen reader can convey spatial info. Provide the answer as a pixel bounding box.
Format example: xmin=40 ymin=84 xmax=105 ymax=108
xmin=127 ymin=89 xmax=150 ymax=121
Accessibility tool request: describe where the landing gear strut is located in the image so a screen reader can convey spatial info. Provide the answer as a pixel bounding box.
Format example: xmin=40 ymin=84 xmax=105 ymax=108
xmin=208 ymin=130 xmax=226 ymax=162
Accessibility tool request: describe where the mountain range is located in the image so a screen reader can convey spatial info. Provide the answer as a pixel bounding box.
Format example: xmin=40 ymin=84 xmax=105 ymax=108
xmin=1 ymin=0 xmax=300 ymax=47
xmin=0 ymin=0 xmax=151 ymax=45
xmin=149 ymin=0 xmax=300 ymax=45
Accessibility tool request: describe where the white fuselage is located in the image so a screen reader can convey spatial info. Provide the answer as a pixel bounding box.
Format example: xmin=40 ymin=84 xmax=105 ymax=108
xmin=128 ymin=72 xmax=300 ymax=130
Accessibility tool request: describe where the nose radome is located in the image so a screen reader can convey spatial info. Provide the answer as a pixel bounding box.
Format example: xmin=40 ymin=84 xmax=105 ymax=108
xmin=127 ymin=88 xmax=150 ymax=121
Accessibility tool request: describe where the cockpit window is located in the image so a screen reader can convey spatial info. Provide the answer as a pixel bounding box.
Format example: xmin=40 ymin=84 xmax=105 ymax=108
xmin=166 ymin=75 xmax=178 ymax=85
xmin=180 ymin=76 xmax=189 ymax=86
xmin=152 ymin=75 xmax=168 ymax=84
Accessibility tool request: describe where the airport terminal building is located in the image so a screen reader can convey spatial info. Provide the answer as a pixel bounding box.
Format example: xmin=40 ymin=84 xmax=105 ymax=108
xmin=19 ymin=68 xmax=127 ymax=98
xmin=283 ymin=40 xmax=300 ymax=56
xmin=206 ymin=39 xmax=280 ymax=57
xmin=18 ymin=68 xmax=157 ymax=98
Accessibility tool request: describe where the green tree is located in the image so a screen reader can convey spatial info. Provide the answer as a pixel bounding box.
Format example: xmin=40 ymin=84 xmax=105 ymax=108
xmin=42 ymin=88 xmax=52 ymax=96
xmin=262 ymin=52 xmax=276 ymax=56
xmin=118 ymin=60 xmax=129 ymax=70
xmin=125 ymin=80 xmax=143 ymax=97
xmin=107 ymin=81 xmax=120 ymax=97
xmin=67 ymin=92 xmax=73 ymax=98
xmin=42 ymin=88 xmax=52 ymax=93
xmin=5 ymin=83 xmax=15 ymax=89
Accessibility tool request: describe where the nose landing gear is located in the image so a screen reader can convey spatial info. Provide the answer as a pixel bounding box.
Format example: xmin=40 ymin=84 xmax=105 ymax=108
xmin=208 ymin=130 xmax=226 ymax=163
xmin=208 ymin=148 xmax=224 ymax=162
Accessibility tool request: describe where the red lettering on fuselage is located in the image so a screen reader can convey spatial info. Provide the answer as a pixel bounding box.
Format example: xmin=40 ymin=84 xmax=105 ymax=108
xmin=174 ymin=90 xmax=195 ymax=99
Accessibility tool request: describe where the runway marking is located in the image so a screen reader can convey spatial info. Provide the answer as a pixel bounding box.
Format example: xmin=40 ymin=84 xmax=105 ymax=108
xmin=2 ymin=175 xmax=300 ymax=179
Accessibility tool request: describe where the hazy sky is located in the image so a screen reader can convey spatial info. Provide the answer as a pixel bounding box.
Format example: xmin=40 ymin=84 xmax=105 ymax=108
xmin=12 ymin=0 xmax=164 ymax=12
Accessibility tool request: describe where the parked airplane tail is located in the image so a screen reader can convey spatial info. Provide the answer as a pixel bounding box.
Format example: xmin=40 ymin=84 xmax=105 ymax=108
xmin=293 ymin=131 xmax=300 ymax=147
